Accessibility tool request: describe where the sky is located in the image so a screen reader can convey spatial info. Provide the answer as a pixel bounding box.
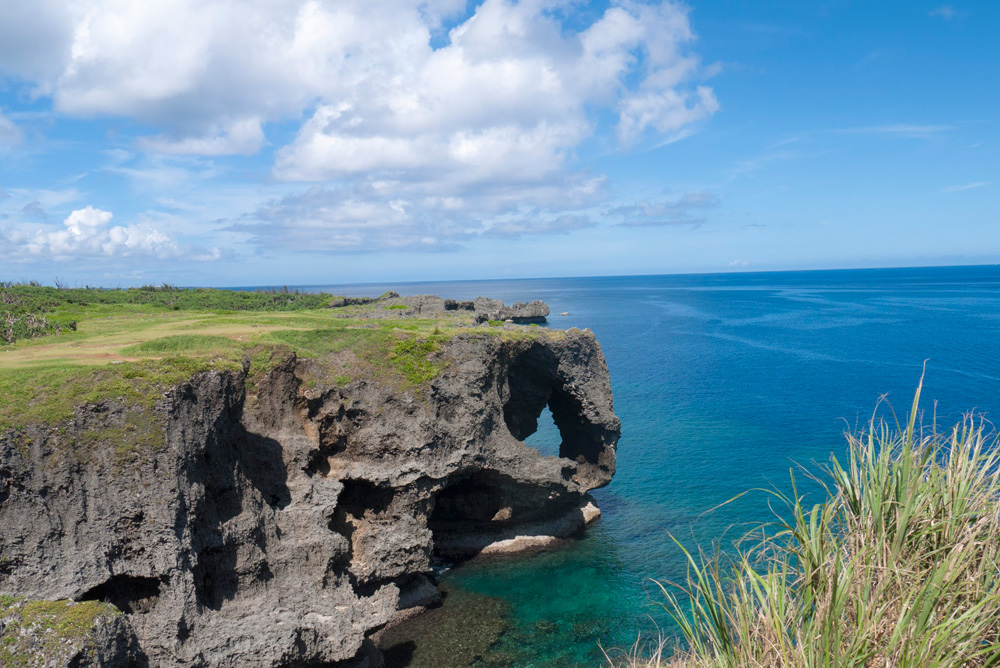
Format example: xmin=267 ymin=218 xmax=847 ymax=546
xmin=0 ymin=0 xmax=996 ymax=287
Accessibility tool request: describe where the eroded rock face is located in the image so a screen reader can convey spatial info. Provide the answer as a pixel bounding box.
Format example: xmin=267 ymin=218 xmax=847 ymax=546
xmin=0 ymin=328 xmax=619 ymax=666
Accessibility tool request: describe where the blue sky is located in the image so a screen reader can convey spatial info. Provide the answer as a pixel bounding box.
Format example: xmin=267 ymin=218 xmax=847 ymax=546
xmin=0 ymin=0 xmax=996 ymax=286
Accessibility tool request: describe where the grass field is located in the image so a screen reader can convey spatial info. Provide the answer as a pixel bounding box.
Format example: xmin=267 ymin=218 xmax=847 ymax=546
xmin=0 ymin=284 xmax=549 ymax=433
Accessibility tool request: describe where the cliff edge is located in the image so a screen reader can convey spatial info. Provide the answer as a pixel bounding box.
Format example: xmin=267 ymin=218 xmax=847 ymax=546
xmin=0 ymin=294 xmax=619 ymax=667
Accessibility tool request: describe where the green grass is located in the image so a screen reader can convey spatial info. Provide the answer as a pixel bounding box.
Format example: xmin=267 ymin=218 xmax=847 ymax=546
xmin=119 ymin=334 xmax=240 ymax=356
xmin=614 ymin=379 xmax=1000 ymax=668
xmin=0 ymin=356 xmax=242 ymax=433
xmin=0 ymin=283 xmax=554 ymax=468
xmin=0 ymin=597 xmax=121 ymax=666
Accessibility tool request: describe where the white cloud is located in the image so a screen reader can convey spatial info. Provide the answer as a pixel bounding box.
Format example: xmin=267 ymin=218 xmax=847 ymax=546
xmin=0 ymin=112 xmax=23 ymax=145
xmin=0 ymin=0 xmax=74 ymax=82
xmin=835 ymin=124 xmax=953 ymax=138
xmin=275 ymin=0 xmax=716 ymax=180
xmin=942 ymin=181 xmax=988 ymax=193
xmin=136 ymin=118 xmax=265 ymax=156
xmin=2 ymin=0 xmax=718 ymax=255
xmin=4 ymin=206 xmax=180 ymax=258
xmin=929 ymin=5 xmax=967 ymax=21
xmin=7 ymin=0 xmax=715 ymax=161
xmin=610 ymin=190 xmax=719 ymax=227
xmin=236 ymin=169 xmax=608 ymax=251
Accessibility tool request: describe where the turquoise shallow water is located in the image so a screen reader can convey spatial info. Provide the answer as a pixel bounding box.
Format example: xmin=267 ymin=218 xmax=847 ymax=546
xmin=301 ymin=266 xmax=1000 ymax=665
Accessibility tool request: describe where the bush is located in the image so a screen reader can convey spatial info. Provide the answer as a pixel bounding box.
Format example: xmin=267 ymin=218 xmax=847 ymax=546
xmin=621 ymin=378 xmax=1000 ymax=667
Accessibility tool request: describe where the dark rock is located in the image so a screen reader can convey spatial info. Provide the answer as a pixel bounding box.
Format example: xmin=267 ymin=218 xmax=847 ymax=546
xmin=472 ymin=297 xmax=549 ymax=324
xmin=443 ymin=299 xmax=475 ymax=311
xmin=336 ymin=293 xmax=550 ymax=323
xmin=0 ymin=323 xmax=619 ymax=666
xmin=328 ymin=291 xmax=400 ymax=308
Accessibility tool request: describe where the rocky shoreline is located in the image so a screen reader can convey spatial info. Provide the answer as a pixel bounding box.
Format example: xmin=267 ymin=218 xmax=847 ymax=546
xmin=0 ymin=297 xmax=620 ymax=666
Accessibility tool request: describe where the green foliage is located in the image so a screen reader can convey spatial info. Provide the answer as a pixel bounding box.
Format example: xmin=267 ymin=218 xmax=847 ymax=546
xmin=0 ymin=283 xmax=337 ymax=345
xmin=635 ymin=381 xmax=1000 ymax=668
xmin=120 ymin=334 xmax=239 ymax=355
xmin=264 ymin=322 xmax=444 ymax=387
xmin=385 ymin=304 xmax=409 ymax=311
xmin=387 ymin=337 xmax=440 ymax=385
xmin=0 ymin=282 xmax=551 ymax=450
xmin=0 ymin=597 xmax=120 ymax=667
xmin=0 ymin=355 xmax=242 ymax=433
xmin=488 ymin=320 xmax=504 ymax=327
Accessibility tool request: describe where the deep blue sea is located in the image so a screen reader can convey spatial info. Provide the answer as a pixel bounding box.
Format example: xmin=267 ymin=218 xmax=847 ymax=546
xmin=298 ymin=265 xmax=1000 ymax=666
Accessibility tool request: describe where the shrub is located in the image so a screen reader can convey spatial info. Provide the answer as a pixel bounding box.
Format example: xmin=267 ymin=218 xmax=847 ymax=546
xmin=620 ymin=378 xmax=1000 ymax=667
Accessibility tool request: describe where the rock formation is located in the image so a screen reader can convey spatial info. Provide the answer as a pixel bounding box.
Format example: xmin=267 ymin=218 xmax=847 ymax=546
xmin=350 ymin=295 xmax=550 ymax=324
xmin=0 ymin=322 xmax=619 ymax=666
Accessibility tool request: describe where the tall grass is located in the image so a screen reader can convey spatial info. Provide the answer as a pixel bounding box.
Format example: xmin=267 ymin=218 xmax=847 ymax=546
xmin=618 ymin=379 xmax=1000 ymax=667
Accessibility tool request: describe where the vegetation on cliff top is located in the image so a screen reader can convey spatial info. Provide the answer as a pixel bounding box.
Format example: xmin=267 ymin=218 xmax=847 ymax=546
xmin=612 ymin=382 xmax=1000 ymax=667
xmin=0 ymin=595 xmax=123 ymax=666
xmin=0 ymin=283 xmax=553 ymax=432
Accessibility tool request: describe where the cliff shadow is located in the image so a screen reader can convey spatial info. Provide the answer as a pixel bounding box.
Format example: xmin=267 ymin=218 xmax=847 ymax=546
xmin=427 ymin=469 xmax=578 ymax=562
xmin=187 ymin=424 xmax=289 ymax=612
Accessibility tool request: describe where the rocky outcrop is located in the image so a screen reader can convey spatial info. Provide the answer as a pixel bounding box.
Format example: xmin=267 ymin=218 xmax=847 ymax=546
xmin=441 ymin=296 xmax=550 ymax=323
xmin=327 ymin=291 xmax=401 ymax=308
xmin=0 ymin=326 xmax=619 ymax=666
xmin=339 ymin=294 xmax=551 ymax=323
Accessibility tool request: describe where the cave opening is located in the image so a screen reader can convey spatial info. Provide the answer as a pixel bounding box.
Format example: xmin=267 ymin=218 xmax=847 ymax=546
xmin=328 ymin=478 xmax=396 ymax=572
xmin=504 ymin=386 xmax=603 ymax=466
xmin=427 ymin=469 xmax=577 ymax=561
xmin=428 ymin=472 xmax=512 ymax=533
xmin=502 ymin=345 xmax=605 ymax=467
xmin=80 ymin=575 xmax=162 ymax=614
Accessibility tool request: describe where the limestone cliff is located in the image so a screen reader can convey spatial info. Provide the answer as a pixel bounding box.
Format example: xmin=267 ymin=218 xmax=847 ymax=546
xmin=0 ymin=326 xmax=619 ymax=666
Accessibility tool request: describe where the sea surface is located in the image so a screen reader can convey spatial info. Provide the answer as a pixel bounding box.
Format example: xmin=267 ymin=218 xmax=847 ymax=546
xmin=296 ymin=265 xmax=1000 ymax=666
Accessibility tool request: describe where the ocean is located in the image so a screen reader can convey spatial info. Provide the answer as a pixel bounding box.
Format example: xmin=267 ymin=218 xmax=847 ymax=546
xmin=300 ymin=265 xmax=1000 ymax=666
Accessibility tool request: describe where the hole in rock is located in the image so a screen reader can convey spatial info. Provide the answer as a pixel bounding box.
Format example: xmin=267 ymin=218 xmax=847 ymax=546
xmin=328 ymin=479 xmax=395 ymax=569
xmin=428 ymin=470 xmax=571 ymax=553
xmin=337 ymin=478 xmax=393 ymax=519
xmin=430 ymin=473 xmax=509 ymax=529
xmin=522 ymin=405 xmax=561 ymax=458
xmin=81 ymin=575 xmax=161 ymax=614
xmin=548 ymin=388 xmax=604 ymax=466
xmin=502 ymin=346 xmax=604 ymax=466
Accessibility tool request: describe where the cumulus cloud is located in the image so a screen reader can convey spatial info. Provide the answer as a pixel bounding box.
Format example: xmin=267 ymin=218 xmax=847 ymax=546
xmin=274 ymin=0 xmax=717 ymax=180
xmin=2 ymin=0 xmax=718 ymax=254
xmin=0 ymin=0 xmax=73 ymax=82
xmin=7 ymin=0 xmax=715 ymax=159
xmin=3 ymin=206 xmax=180 ymax=258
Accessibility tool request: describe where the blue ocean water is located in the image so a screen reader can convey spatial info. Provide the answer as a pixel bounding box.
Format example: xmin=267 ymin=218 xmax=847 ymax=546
xmin=303 ymin=265 xmax=1000 ymax=665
